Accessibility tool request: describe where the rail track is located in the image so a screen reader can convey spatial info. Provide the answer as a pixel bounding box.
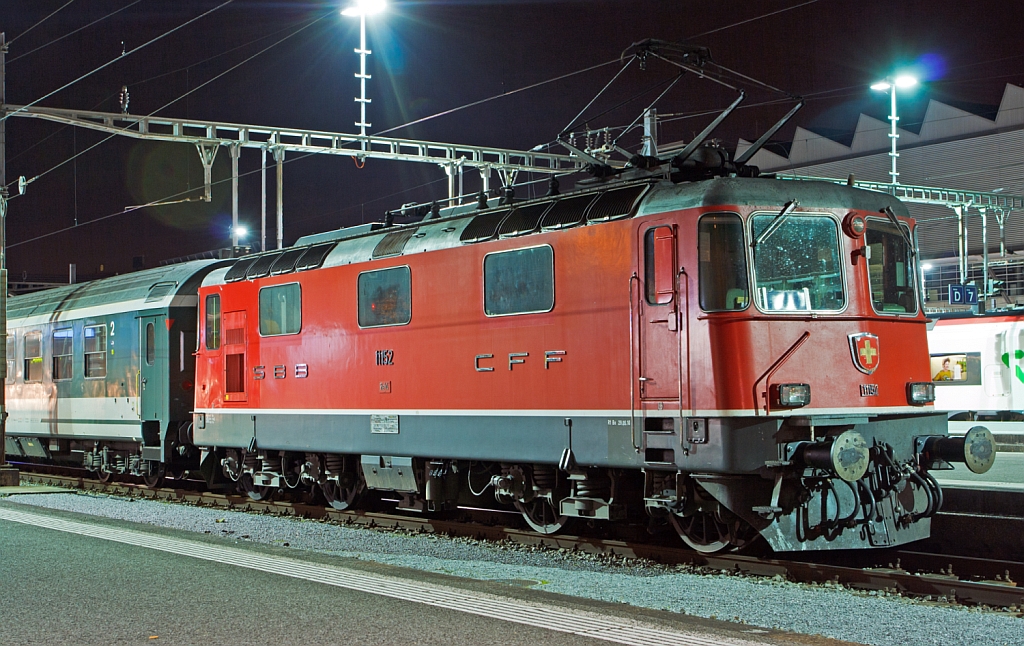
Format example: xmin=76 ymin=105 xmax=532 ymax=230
xmin=10 ymin=468 xmax=1024 ymax=611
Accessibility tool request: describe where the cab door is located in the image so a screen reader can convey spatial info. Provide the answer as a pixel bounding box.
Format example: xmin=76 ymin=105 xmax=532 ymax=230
xmin=638 ymin=224 xmax=684 ymax=402
xmin=140 ymin=315 xmax=168 ymax=421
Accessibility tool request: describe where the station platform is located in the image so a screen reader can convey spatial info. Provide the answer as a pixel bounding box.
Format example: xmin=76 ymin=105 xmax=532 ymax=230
xmin=0 ymin=498 xmax=811 ymax=646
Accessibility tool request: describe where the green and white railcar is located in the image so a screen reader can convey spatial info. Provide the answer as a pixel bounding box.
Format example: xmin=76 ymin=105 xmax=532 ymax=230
xmin=3 ymin=259 xmax=229 ymax=483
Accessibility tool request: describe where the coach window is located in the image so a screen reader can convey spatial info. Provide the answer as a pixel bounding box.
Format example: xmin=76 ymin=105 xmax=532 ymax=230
xmin=24 ymin=332 xmax=42 ymax=382
xmin=484 ymin=246 xmax=554 ymax=316
xmin=358 ymin=267 xmax=411 ymax=327
xmin=699 ymin=214 xmax=749 ymax=311
xmin=5 ymin=334 xmax=14 ymax=384
xmin=53 ymin=328 xmax=73 ymax=381
xmin=206 ymin=294 xmax=221 ymax=349
xmin=866 ymin=219 xmax=919 ymax=315
xmin=259 ymin=283 xmax=302 ymax=335
xmin=751 ymin=213 xmax=845 ymax=312
xmin=84 ymin=325 xmax=107 ymax=378
xmin=145 ymin=323 xmax=155 ymax=365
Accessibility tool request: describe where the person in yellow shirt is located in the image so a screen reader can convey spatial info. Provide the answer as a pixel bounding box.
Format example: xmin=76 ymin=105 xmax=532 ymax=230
xmin=933 ymin=358 xmax=953 ymax=381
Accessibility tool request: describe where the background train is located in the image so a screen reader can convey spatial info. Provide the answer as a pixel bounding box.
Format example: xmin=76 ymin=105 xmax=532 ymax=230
xmin=3 ymin=163 xmax=996 ymax=553
xmin=929 ymin=312 xmax=1024 ymax=444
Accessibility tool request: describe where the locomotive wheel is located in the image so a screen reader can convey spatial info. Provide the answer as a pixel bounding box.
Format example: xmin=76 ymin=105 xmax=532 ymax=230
xmin=514 ymin=498 xmax=570 ymax=534
xmin=669 ymin=510 xmax=734 ymax=553
xmin=321 ymin=478 xmax=362 ymax=511
xmin=143 ymin=465 xmax=166 ymax=489
xmin=239 ymin=473 xmax=274 ymax=501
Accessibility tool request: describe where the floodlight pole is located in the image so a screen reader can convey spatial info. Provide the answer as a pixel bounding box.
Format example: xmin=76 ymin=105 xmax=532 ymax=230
xmin=887 ymin=84 xmax=900 ymax=185
xmin=0 ymin=31 xmax=17 ymax=487
xmin=354 ymin=12 xmax=371 ymax=152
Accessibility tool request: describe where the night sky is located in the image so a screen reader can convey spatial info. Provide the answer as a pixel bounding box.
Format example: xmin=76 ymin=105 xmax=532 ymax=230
xmin=3 ymin=0 xmax=1024 ymax=279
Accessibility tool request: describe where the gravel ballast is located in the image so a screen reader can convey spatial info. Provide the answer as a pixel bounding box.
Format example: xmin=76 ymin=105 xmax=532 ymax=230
xmin=5 ymin=492 xmax=1022 ymax=646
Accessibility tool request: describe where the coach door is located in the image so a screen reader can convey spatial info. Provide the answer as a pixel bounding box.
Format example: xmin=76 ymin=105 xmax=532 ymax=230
xmin=140 ymin=315 xmax=168 ymax=421
xmin=637 ymin=224 xmax=684 ymax=402
xmin=222 ymin=310 xmax=248 ymax=403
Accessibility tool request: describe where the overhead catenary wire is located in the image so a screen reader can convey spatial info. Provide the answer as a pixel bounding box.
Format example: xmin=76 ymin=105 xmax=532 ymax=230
xmin=8 ymin=0 xmax=144 ymax=65
xmin=685 ymin=0 xmax=826 ymax=40
xmin=1 ymin=0 xmax=235 ymax=125
xmin=7 ymin=0 xmax=78 ymax=47
xmin=6 ymin=11 xmax=330 ymax=193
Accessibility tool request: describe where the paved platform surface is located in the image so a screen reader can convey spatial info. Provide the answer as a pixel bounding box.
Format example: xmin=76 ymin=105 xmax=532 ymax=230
xmin=0 ymin=484 xmax=70 ymax=496
xmin=0 ymin=501 xmax=823 ymax=646
xmin=934 ymin=452 xmax=1024 ymax=490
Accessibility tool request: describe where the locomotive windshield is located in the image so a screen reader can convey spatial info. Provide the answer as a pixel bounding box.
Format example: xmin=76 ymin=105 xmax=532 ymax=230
xmin=750 ymin=213 xmax=844 ymax=312
xmin=866 ymin=219 xmax=919 ymax=314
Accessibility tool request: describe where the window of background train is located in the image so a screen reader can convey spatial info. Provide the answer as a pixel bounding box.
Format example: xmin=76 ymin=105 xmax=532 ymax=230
xmin=358 ymin=267 xmax=411 ymax=327
xmin=146 ymin=323 xmax=155 ymax=365
xmin=205 ymin=294 xmax=221 ymax=350
xmin=5 ymin=334 xmax=14 ymax=384
xmin=698 ymin=214 xmax=749 ymax=311
xmin=23 ymin=332 xmax=42 ymax=382
xmin=84 ymin=325 xmax=106 ymax=378
xmin=865 ymin=219 xmax=919 ymax=315
xmin=750 ymin=213 xmax=845 ymax=312
xmin=52 ymin=328 xmax=73 ymax=381
xmin=644 ymin=227 xmax=675 ymax=305
xmin=483 ymin=246 xmax=554 ymax=316
xmin=259 ymin=283 xmax=302 ymax=335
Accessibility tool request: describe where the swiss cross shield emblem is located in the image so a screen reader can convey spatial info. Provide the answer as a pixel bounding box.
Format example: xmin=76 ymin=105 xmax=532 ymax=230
xmin=849 ymin=333 xmax=880 ymax=374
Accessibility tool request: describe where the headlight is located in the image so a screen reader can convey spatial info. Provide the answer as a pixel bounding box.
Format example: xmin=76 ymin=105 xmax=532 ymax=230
xmin=906 ymin=382 xmax=935 ymax=405
xmin=772 ymin=383 xmax=810 ymax=407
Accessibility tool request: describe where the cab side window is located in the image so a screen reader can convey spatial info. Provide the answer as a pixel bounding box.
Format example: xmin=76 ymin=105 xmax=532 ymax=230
xmin=205 ymin=294 xmax=221 ymax=350
xmin=699 ymin=214 xmax=749 ymax=311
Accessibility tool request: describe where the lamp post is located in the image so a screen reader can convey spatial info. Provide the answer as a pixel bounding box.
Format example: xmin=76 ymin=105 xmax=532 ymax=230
xmin=870 ymin=74 xmax=918 ymax=185
xmin=342 ymin=0 xmax=385 ymax=152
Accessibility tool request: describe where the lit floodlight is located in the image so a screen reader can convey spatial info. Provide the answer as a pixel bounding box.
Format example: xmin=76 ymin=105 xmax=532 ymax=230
xmin=921 ymin=263 xmax=933 ymax=271
xmin=894 ymin=75 xmax=918 ymax=88
xmin=870 ymin=81 xmax=891 ymax=91
xmin=232 ymin=225 xmax=248 ymax=240
xmin=342 ymin=0 xmax=385 ymax=16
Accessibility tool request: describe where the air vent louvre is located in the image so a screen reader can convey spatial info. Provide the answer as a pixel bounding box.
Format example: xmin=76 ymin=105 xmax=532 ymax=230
xmin=541 ymin=194 xmax=598 ymax=230
xmin=269 ymin=248 xmax=306 ymax=275
xmin=587 ymin=185 xmax=647 ymax=222
xmin=294 ymin=243 xmax=336 ymax=271
xmin=224 ymin=257 xmax=258 ymax=282
xmin=372 ymin=228 xmax=418 ymax=259
xmin=460 ymin=209 xmax=511 ymax=243
xmin=498 ymin=202 xmax=552 ymax=237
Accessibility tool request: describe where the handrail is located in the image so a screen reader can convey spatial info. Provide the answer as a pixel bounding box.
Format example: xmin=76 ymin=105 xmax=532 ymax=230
xmin=628 ymin=272 xmax=641 ymax=453
xmin=752 ymin=330 xmax=810 ymax=415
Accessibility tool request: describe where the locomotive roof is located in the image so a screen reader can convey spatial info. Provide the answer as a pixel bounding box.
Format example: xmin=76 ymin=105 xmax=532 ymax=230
xmin=8 ymin=259 xmax=229 ymax=324
xmin=202 ymin=176 xmax=912 ymax=288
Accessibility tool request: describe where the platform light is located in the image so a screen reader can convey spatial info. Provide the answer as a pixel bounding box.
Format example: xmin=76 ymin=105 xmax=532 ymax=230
xmin=232 ymin=225 xmax=248 ymax=240
xmin=871 ymin=73 xmax=919 ymax=185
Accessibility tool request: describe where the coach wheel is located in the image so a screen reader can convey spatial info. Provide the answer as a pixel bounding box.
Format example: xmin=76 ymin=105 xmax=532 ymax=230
xmin=143 ymin=464 xmax=166 ymax=489
xmin=96 ymin=469 xmax=113 ymax=484
xmin=239 ymin=473 xmax=274 ymax=501
xmin=514 ymin=498 xmax=570 ymax=534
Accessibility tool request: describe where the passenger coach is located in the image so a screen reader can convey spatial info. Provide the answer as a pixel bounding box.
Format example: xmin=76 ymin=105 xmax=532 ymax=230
xmin=4 ymin=260 xmax=228 ymax=484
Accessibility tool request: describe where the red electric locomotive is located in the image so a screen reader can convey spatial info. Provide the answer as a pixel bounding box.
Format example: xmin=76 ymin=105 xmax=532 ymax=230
xmin=191 ymin=165 xmax=995 ymax=552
